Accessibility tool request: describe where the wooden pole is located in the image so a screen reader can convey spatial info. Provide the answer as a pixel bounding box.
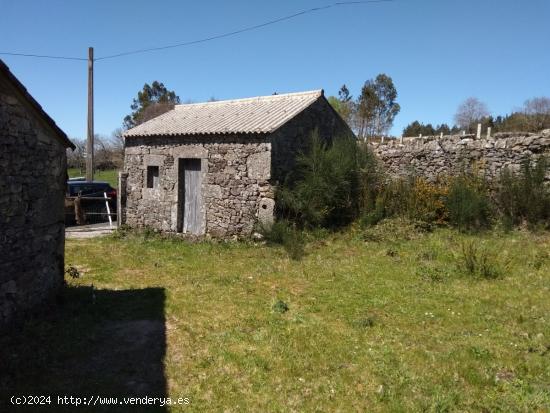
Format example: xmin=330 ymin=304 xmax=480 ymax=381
xmin=86 ymin=47 xmax=94 ymax=181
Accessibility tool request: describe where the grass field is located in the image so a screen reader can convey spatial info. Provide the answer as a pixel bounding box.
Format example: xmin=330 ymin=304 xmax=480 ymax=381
xmin=68 ymin=168 xmax=119 ymax=188
xmin=2 ymin=223 xmax=549 ymax=412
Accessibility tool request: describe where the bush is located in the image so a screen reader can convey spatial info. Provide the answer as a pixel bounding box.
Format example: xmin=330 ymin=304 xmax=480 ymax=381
xmin=362 ymin=217 xmax=428 ymax=242
xmin=260 ymin=220 xmax=305 ymax=260
xmin=496 ymin=157 xmax=550 ymax=229
xmin=458 ymin=240 xmax=502 ymax=279
xmin=362 ymin=177 xmax=448 ymax=226
xmin=407 ymin=178 xmax=449 ymax=224
xmin=272 ymin=299 xmax=289 ymax=314
xmin=446 ymin=174 xmax=492 ymax=231
xmin=277 ymin=131 xmax=379 ymax=229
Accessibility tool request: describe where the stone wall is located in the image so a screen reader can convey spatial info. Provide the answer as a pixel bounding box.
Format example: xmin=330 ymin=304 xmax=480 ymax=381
xmin=123 ymin=135 xmax=272 ymax=237
xmin=371 ymin=130 xmax=550 ymax=182
xmin=0 ymin=87 xmax=67 ymax=329
xmin=270 ymin=97 xmax=354 ymax=184
xmin=123 ymin=97 xmax=354 ymax=238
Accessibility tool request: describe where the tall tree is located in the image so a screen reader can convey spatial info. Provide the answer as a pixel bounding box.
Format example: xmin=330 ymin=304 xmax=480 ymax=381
xmin=356 ymin=74 xmax=400 ymax=140
xmin=328 ymin=84 xmax=354 ymax=124
xmin=402 ymin=121 xmax=440 ymax=137
xmin=523 ymin=97 xmax=550 ymax=131
xmin=435 ymin=123 xmax=452 ymax=135
xmin=454 ymin=97 xmax=490 ymax=133
xmin=123 ymin=81 xmax=181 ymax=129
xmin=402 ymin=121 xmax=423 ymax=137
xmin=403 ymin=121 xmax=455 ymax=137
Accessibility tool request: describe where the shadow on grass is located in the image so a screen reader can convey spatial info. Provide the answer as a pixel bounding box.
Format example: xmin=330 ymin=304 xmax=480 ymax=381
xmin=0 ymin=286 xmax=167 ymax=412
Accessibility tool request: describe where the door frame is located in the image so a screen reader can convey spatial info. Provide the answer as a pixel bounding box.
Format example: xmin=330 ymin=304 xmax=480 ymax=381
xmin=176 ymin=157 xmax=206 ymax=235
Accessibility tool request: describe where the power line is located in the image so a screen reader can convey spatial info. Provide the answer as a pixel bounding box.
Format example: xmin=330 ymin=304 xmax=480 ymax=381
xmin=96 ymin=0 xmax=394 ymax=61
xmin=0 ymin=51 xmax=86 ymax=61
xmin=0 ymin=0 xmax=394 ymax=63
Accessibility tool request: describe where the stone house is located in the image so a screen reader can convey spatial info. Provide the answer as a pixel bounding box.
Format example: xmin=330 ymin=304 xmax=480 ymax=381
xmin=0 ymin=59 xmax=75 ymax=328
xmin=122 ymin=90 xmax=353 ymax=237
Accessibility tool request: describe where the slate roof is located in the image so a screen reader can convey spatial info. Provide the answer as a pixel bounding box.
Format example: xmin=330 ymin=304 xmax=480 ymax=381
xmin=0 ymin=59 xmax=75 ymax=149
xmin=124 ymin=89 xmax=324 ymax=137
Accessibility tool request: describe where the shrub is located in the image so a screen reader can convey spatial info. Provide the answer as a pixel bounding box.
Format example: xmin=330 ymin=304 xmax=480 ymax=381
xmin=458 ymin=240 xmax=502 ymax=279
xmin=272 ymin=299 xmax=289 ymax=314
xmin=362 ymin=177 xmax=448 ymax=226
xmin=277 ymin=131 xmax=378 ymax=229
xmin=496 ymin=157 xmax=550 ymax=229
xmin=530 ymin=250 xmax=549 ymax=270
xmin=65 ymin=266 xmax=81 ymax=279
xmin=408 ymin=178 xmax=449 ymax=224
xmin=446 ymin=174 xmax=492 ymax=231
xmin=417 ymin=264 xmax=452 ymax=282
xmin=362 ymin=217 xmax=428 ymax=242
xmin=260 ymin=220 xmax=305 ymax=260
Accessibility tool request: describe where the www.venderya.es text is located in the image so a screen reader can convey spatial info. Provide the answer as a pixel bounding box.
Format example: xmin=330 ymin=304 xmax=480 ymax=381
xmin=10 ymin=395 xmax=190 ymax=407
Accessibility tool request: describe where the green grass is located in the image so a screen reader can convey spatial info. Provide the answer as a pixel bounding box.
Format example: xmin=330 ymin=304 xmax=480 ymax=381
xmin=68 ymin=168 xmax=119 ymax=188
xmin=2 ymin=223 xmax=549 ymax=412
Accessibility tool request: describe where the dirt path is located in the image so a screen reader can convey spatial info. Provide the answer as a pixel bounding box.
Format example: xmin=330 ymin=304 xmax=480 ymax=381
xmin=66 ymin=222 xmax=116 ymax=239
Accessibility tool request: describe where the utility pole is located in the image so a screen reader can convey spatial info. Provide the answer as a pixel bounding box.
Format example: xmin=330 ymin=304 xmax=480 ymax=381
xmin=86 ymin=46 xmax=94 ymax=181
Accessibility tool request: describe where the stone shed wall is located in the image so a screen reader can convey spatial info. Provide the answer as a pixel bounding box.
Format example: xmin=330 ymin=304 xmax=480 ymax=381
xmin=0 ymin=86 xmax=67 ymax=328
xmin=123 ymin=135 xmax=272 ymax=237
xmin=371 ymin=130 xmax=550 ymax=182
xmin=270 ymin=97 xmax=354 ymax=184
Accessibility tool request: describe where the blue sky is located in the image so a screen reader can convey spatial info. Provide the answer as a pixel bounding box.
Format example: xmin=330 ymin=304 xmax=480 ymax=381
xmin=1 ymin=0 xmax=549 ymax=139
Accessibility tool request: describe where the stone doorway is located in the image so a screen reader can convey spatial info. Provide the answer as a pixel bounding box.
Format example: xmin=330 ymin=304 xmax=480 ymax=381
xmin=177 ymin=158 xmax=203 ymax=234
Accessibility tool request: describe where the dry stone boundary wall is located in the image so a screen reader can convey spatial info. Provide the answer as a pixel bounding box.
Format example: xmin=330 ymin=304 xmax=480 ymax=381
xmin=371 ymin=130 xmax=550 ymax=182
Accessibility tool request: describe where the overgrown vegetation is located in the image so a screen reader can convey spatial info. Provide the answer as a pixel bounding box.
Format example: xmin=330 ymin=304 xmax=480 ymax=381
xmin=276 ymin=132 xmax=373 ymax=229
xmin=361 ymin=177 xmax=449 ymax=227
xmin=259 ymin=220 xmax=305 ymax=260
xmin=446 ymin=174 xmax=492 ymax=231
xmin=496 ymin=157 xmax=550 ymax=229
xmin=458 ymin=240 xmax=503 ymax=279
xmin=275 ymin=132 xmax=549 ymax=245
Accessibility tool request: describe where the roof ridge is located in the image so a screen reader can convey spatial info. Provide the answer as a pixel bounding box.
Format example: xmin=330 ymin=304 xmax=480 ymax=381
xmin=123 ymin=88 xmax=326 ymax=137
xmin=175 ymin=89 xmax=323 ymax=109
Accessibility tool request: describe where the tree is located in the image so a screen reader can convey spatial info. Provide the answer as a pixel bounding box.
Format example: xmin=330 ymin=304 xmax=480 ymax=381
xmin=402 ymin=121 xmax=423 ymax=136
xmin=328 ymin=84 xmax=354 ymax=124
xmin=454 ymin=97 xmax=490 ymax=133
xmin=402 ymin=121 xmax=456 ymax=137
xmin=66 ymin=138 xmax=86 ymax=171
xmin=123 ymin=81 xmax=181 ymax=129
xmin=110 ymin=128 xmax=125 ymax=166
xmin=524 ymin=96 xmax=550 ymax=115
xmin=356 ymin=74 xmax=400 ymax=140
xmin=402 ymin=121 xmax=439 ymax=137
xmin=339 ymin=84 xmax=352 ymax=103
xmin=435 ymin=123 xmax=451 ymax=135
xmin=523 ymin=97 xmax=550 ymax=131
xmin=66 ymin=134 xmax=124 ymax=171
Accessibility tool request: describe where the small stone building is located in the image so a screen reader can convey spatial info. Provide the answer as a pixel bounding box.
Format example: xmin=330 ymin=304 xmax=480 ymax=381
xmin=0 ymin=60 xmax=75 ymax=328
xmin=122 ymin=90 xmax=353 ymax=237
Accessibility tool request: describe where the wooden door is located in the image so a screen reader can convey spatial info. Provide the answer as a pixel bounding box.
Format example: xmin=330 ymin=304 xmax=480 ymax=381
xmin=178 ymin=158 xmax=202 ymax=234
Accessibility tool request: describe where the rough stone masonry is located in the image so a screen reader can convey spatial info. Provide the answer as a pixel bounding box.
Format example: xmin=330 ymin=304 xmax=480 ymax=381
xmin=124 ymin=135 xmax=274 ymax=237
xmin=122 ymin=91 xmax=352 ymax=238
xmin=371 ymin=130 xmax=550 ymax=182
xmin=0 ymin=60 xmax=73 ymax=329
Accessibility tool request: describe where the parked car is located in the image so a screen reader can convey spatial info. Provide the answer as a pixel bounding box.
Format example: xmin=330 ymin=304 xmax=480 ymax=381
xmin=67 ymin=181 xmax=117 ymax=201
xmin=65 ymin=181 xmax=117 ymax=224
